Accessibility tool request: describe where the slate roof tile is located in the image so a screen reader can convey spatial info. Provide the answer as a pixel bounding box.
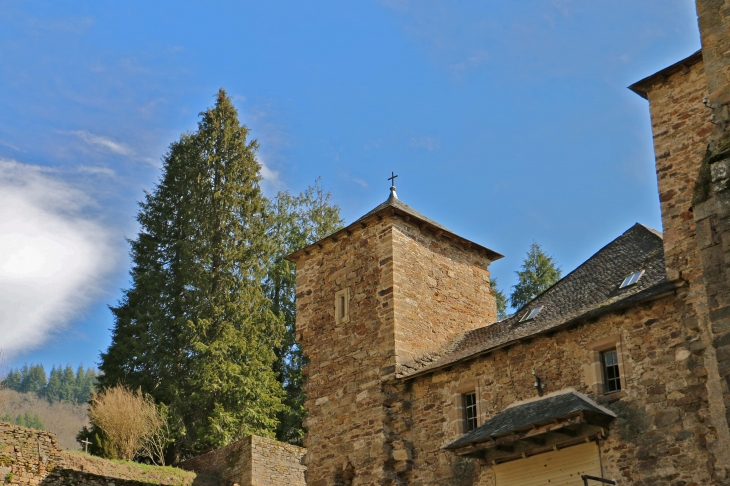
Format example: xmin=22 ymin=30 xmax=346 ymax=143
xmin=400 ymin=223 xmax=674 ymax=377
xmin=445 ymin=390 xmax=616 ymax=450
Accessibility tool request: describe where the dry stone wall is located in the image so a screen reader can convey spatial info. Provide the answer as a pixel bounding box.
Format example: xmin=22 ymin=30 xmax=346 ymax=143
xmin=0 ymin=421 xmax=206 ymax=486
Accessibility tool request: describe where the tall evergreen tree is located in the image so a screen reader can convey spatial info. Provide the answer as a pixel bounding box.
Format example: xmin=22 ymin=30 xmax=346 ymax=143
xmin=510 ymin=243 xmax=562 ymax=310
xmin=99 ymin=89 xmax=284 ymax=457
xmin=265 ymin=181 xmax=344 ymax=444
xmin=489 ymin=278 xmax=509 ymax=321
xmin=19 ymin=364 xmax=46 ymax=395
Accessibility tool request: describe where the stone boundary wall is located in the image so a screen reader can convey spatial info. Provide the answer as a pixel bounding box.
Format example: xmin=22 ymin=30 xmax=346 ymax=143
xmin=0 ymin=421 xmax=65 ymax=483
xmin=178 ymin=437 xmax=251 ymax=485
xmin=249 ymin=435 xmax=305 ymax=486
xmin=178 ymin=435 xmax=306 ymax=486
xmin=0 ymin=421 xmax=205 ymax=486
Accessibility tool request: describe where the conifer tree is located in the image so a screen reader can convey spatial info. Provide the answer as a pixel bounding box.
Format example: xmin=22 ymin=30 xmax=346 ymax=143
xmin=510 ymin=243 xmax=562 ymax=310
xmin=265 ymin=181 xmax=344 ymax=444
xmin=99 ymin=89 xmax=284 ymax=457
xmin=489 ymin=278 xmax=509 ymax=321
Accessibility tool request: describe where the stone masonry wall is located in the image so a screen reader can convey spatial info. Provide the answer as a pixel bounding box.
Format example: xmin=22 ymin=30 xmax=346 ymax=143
xmin=646 ymin=58 xmax=710 ymax=288
xmin=0 ymin=421 xmax=64 ymax=484
xmin=295 ymin=215 xmax=396 ymax=485
xmin=391 ymin=218 xmax=497 ymax=368
xmin=387 ymin=293 xmax=718 ymax=485
xmin=0 ymin=421 xmax=205 ymax=486
xmin=178 ymin=436 xmax=252 ymax=485
xmin=294 ymin=210 xmax=499 ymax=485
xmin=249 ymin=435 xmax=306 ymax=486
xmin=645 ymin=52 xmax=730 ymax=476
xmin=178 ymin=435 xmax=305 ymax=486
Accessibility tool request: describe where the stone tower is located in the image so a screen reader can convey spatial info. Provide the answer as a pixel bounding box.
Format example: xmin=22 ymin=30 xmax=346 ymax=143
xmin=287 ymin=187 xmax=502 ymax=485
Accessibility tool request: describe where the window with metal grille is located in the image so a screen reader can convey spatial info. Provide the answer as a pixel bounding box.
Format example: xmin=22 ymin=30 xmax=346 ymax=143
xmin=602 ymin=349 xmax=621 ymax=393
xmin=463 ymin=392 xmax=478 ymax=432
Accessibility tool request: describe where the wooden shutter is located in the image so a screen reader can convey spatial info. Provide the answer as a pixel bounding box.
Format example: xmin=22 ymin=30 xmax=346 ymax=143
xmin=494 ymin=442 xmax=602 ymax=486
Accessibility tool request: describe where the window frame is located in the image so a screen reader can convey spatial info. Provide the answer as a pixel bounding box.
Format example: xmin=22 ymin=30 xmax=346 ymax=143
xmin=334 ymin=288 xmax=350 ymax=324
xmin=601 ymin=348 xmax=621 ymax=394
xmin=463 ymin=392 xmax=478 ymax=433
xmin=519 ymin=306 xmax=543 ymax=322
xmin=619 ymin=270 xmax=644 ymax=289
xmin=585 ymin=335 xmax=628 ymax=399
xmin=452 ymin=381 xmax=481 ymax=437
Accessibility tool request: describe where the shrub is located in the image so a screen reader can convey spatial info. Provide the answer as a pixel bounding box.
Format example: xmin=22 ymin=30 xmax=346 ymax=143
xmin=88 ymin=385 xmax=168 ymax=462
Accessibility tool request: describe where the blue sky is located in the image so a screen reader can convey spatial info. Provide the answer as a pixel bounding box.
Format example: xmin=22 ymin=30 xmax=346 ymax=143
xmin=0 ymin=0 xmax=701 ymax=371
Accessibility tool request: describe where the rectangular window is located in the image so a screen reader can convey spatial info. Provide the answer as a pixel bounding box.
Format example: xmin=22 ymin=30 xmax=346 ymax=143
xmin=602 ymin=349 xmax=621 ymax=394
xmin=335 ymin=288 xmax=350 ymax=324
xmin=463 ymin=392 xmax=478 ymax=432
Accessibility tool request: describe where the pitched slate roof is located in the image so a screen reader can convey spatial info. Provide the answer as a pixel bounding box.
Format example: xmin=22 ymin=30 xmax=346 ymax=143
xmin=352 ymin=189 xmax=451 ymax=233
xmin=400 ymin=223 xmax=675 ymax=378
xmin=287 ymin=189 xmax=503 ymax=262
xmin=445 ymin=390 xmax=616 ymax=450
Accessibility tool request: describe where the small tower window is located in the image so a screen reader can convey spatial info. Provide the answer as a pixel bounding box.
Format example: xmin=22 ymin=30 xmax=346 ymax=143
xmin=602 ymin=348 xmax=621 ymax=394
xmin=519 ymin=306 xmax=543 ymax=322
xmin=334 ymin=288 xmax=350 ymax=324
xmin=619 ymin=270 xmax=644 ymax=289
xmin=463 ymin=392 xmax=478 ymax=432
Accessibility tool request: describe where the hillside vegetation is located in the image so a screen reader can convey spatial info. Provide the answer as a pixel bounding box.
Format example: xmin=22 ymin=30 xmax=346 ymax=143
xmin=0 ymin=389 xmax=88 ymax=449
xmin=3 ymin=363 xmax=97 ymax=404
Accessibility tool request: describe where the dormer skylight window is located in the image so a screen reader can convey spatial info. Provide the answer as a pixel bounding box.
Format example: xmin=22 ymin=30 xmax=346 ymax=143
xmin=520 ymin=306 xmax=543 ymax=322
xmin=619 ymin=270 xmax=644 ymax=289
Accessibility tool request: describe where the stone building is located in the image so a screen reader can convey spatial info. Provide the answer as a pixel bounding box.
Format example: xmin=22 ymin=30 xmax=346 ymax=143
xmin=286 ymin=8 xmax=730 ymax=486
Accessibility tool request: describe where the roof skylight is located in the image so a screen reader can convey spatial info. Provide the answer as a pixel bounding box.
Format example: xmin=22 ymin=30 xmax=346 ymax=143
xmin=519 ymin=306 xmax=543 ymax=322
xmin=620 ymin=270 xmax=644 ymax=289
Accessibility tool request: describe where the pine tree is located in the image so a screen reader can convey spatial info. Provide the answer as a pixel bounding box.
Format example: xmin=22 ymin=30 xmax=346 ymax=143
xmin=265 ymin=180 xmax=344 ymax=444
xmin=99 ymin=88 xmax=284 ymax=457
xmin=510 ymin=242 xmax=562 ymax=310
xmin=44 ymin=366 xmax=63 ymax=402
xmin=489 ymin=278 xmax=509 ymax=321
xmin=3 ymin=369 xmax=21 ymax=391
xmin=20 ymin=364 xmax=46 ymax=395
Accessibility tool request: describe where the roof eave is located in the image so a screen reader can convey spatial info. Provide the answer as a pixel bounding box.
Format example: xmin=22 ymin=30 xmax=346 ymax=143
xmin=285 ymin=205 xmax=504 ymax=263
xmin=628 ymin=50 xmax=703 ymax=99
xmin=400 ymin=281 xmax=678 ymax=380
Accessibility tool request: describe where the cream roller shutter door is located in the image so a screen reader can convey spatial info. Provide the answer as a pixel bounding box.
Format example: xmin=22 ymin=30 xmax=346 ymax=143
xmin=494 ymin=442 xmax=602 ymax=486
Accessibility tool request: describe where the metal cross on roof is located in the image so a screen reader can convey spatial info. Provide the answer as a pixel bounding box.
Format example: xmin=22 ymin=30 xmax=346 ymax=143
xmin=388 ymin=171 xmax=398 ymax=187
xmin=81 ymin=438 xmax=92 ymax=453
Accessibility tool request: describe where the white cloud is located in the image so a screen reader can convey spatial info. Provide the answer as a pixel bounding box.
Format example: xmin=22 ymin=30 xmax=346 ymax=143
xmin=258 ymin=155 xmax=284 ymax=195
xmin=76 ymin=165 xmax=117 ymax=178
xmin=410 ymin=136 xmax=441 ymax=152
xmin=0 ymin=159 xmax=116 ymax=358
xmin=71 ymin=130 xmax=134 ymax=156
xmin=0 ymin=141 xmax=22 ymax=152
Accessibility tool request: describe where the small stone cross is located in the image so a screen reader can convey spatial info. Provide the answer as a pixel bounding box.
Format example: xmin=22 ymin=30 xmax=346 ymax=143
xmin=388 ymin=172 xmax=398 ymax=187
xmin=81 ymin=438 xmax=92 ymax=453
